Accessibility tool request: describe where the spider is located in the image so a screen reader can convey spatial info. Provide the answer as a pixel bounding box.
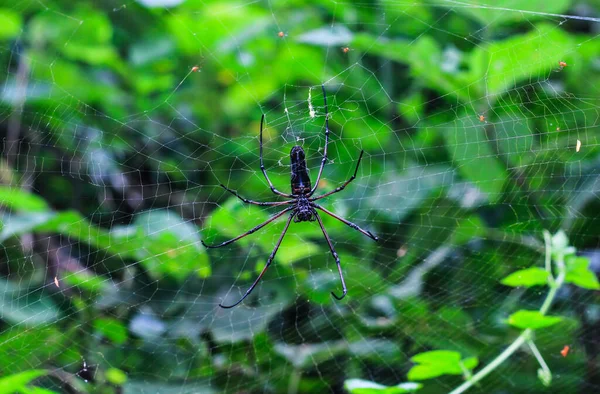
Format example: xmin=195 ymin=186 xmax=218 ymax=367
xmin=202 ymin=85 xmax=378 ymax=308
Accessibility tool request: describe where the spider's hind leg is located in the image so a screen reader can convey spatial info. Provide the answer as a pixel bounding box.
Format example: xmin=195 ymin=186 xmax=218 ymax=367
xmin=313 ymin=210 xmax=347 ymax=301
xmin=202 ymin=206 xmax=294 ymax=249
xmin=219 ymin=211 xmax=296 ymax=308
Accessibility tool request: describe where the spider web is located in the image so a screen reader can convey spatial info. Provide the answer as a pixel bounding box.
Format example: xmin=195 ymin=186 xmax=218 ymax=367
xmin=0 ymin=0 xmax=599 ymax=393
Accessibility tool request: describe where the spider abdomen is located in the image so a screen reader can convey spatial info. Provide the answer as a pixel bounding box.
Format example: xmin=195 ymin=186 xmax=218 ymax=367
xmin=290 ymin=145 xmax=312 ymax=195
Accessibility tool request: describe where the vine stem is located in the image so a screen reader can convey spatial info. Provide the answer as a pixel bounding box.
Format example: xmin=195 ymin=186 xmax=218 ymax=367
xmin=449 ymin=234 xmax=566 ymax=394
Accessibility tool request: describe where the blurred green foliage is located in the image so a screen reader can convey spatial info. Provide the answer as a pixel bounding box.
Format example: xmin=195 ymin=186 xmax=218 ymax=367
xmin=0 ymin=0 xmax=599 ymax=393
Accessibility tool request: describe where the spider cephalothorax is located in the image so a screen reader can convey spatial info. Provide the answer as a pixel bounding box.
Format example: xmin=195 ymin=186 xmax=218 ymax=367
xmin=294 ymin=194 xmax=314 ymax=222
xmin=202 ymin=85 xmax=378 ymax=309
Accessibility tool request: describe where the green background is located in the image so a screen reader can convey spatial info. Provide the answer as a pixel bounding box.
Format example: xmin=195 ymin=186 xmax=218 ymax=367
xmin=0 ymin=0 xmax=599 ymax=393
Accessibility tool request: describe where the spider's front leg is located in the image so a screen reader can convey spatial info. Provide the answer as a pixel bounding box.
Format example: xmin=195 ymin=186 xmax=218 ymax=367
xmin=310 ymin=150 xmax=364 ymax=200
xmin=219 ymin=184 xmax=293 ymax=206
xmin=312 ymin=203 xmax=378 ymax=241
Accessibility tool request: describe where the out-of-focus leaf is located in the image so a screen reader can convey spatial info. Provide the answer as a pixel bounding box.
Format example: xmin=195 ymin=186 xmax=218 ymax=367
xmin=296 ymin=25 xmax=353 ymax=46
xmin=130 ymin=210 xmax=210 ymax=280
xmin=444 ymin=111 xmax=507 ymax=203
xmin=367 ymin=166 xmax=455 ymax=221
xmin=352 ymin=33 xmax=411 ymax=64
xmin=0 ymin=283 xmax=60 ymax=326
xmin=0 ymin=187 xmax=49 ymax=212
xmin=130 ymin=37 xmax=176 ymax=66
xmin=565 ymin=256 xmax=600 ymax=290
xmin=136 ymin=0 xmax=185 ymax=8
xmin=129 ymin=311 xmax=167 ymax=341
xmin=507 ymin=310 xmax=562 ymax=330
xmin=106 ymin=368 xmax=128 ymax=385
xmin=0 ymin=9 xmax=21 ymax=40
xmin=208 ymin=296 xmax=289 ymax=343
xmin=349 ymin=339 xmax=403 ymax=363
xmin=94 ymin=318 xmax=128 ymax=345
xmin=344 ymin=379 xmax=422 ymax=394
xmin=408 ymin=350 xmax=477 ymax=381
xmin=406 ymin=36 xmax=475 ymax=102
xmin=501 ymin=267 xmax=550 ymax=288
xmin=451 ymin=215 xmax=486 ymax=245
xmin=123 ymin=380 xmax=216 ymax=394
xmin=0 ymin=212 xmax=54 ymax=243
xmin=61 ymin=271 xmax=108 ymax=294
xmin=20 ymin=387 xmax=59 ymax=394
xmin=274 ymin=341 xmax=347 ymax=369
xmin=470 ymin=24 xmax=572 ymax=97
xmin=28 ymin=9 xmax=118 ymax=66
xmin=453 ymin=0 xmax=572 ymax=27
xmin=0 ymin=370 xmax=47 ymax=394
xmin=0 ymin=326 xmax=67 ymax=375
xmin=494 ymin=114 xmax=535 ymax=166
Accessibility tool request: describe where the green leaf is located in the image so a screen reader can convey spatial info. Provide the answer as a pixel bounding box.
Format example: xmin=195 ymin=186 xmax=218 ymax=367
xmin=131 ymin=210 xmax=210 ymax=280
xmin=0 ymin=212 xmax=55 ymax=243
xmin=461 ymin=357 xmax=479 ymax=371
xmin=408 ymin=350 xmax=478 ymax=381
xmin=21 ymin=387 xmax=59 ymax=394
xmin=406 ymin=36 xmax=473 ymax=102
xmin=344 ymin=379 xmax=422 ymax=394
xmin=106 ymin=368 xmax=127 ymax=385
xmin=0 ymin=282 xmax=60 ymax=326
xmin=351 ymin=33 xmax=411 ymax=64
xmin=0 ymin=10 xmax=22 ymax=40
xmin=565 ymin=256 xmax=600 ymax=290
xmin=494 ymin=114 xmax=536 ymax=166
xmin=94 ymin=318 xmax=128 ymax=345
xmin=28 ymin=8 xmax=118 ymax=66
xmin=61 ymin=271 xmax=108 ymax=294
xmin=507 ymin=310 xmax=562 ymax=330
xmin=0 ymin=187 xmax=49 ymax=212
xmin=444 ymin=111 xmax=507 ymax=202
xmin=411 ymin=350 xmax=460 ymax=365
xmin=296 ymin=25 xmax=353 ymax=46
xmin=471 ymin=24 xmax=572 ymax=97
xmin=123 ymin=380 xmax=216 ymax=394
xmin=0 ymin=370 xmax=47 ymax=394
xmin=453 ymin=0 xmax=572 ymax=27
xmin=501 ymin=267 xmax=549 ymax=288
xmin=274 ymin=341 xmax=347 ymax=369
xmin=0 ymin=327 xmax=68 ymax=376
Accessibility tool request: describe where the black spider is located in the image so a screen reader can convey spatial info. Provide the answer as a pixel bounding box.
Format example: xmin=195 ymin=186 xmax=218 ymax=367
xmin=202 ymin=85 xmax=378 ymax=308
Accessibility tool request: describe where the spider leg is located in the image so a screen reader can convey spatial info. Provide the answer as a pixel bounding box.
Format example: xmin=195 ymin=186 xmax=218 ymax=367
xmin=219 ymin=184 xmax=294 ymax=206
xmin=260 ymin=115 xmax=294 ymax=198
xmin=312 ymin=202 xmax=378 ymax=241
xmin=219 ymin=211 xmax=296 ymax=308
xmin=313 ymin=210 xmax=346 ymax=300
xmin=308 ymin=85 xmax=330 ymax=196
xmin=310 ymin=150 xmax=364 ymax=201
xmin=202 ymin=206 xmax=294 ymax=249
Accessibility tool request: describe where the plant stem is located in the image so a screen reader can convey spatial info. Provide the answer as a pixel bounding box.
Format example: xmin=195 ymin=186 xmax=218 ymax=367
xmin=449 ymin=235 xmax=566 ymax=394
xmin=287 ymin=368 xmax=301 ymax=394
xmin=449 ymin=330 xmax=530 ymax=394
xmin=527 ymin=339 xmax=550 ymax=378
